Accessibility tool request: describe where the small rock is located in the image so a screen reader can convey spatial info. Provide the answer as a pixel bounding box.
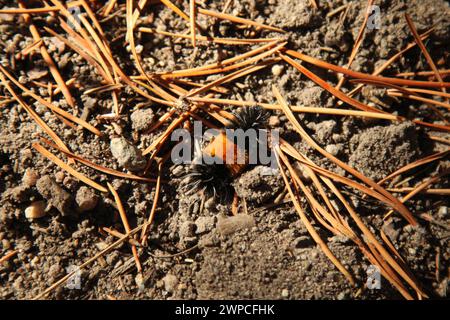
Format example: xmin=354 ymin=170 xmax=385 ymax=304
xmin=49 ymin=36 xmax=65 ymax=53
xmin=438 ymin=206 xmax=448 ymax=219
xmin=55 ymin=171 xmax=65 ymax=183
xmin=76 ymin=186 xmax=99 ymax=212
xmin=22 ymin=169 xmax=38 ymax=187
xmin=135 ymin=273 xmax=145 ymax=290
xmin=110 ymin=137 xmax=146 ymax=172
xmin=281 ymin=289 xmax=289 ymax=298
xmin=2 ymin=239 xmax=11 ymax=250
xmin=130 ymin=108 xmax=155 ymax=132
xmin=36 ymin=175 xmax=74 ymax=216
xmin=135 ymin=44 xmax=144 ymax=54
xmin=217 ymin=214 xmax=255 ymax=236
xmin=232 ymin=166 xmax=284 ymax=205
xmin=271 ymin=64 xmax=284 ymax=77
xmin=337 ymin=292 xmax=348 ymax=300
xmin=325 ymin=144 xmax=342 ymax=156
xmin=95 ymin=242 xmax=108 ymax=251
xmin=25 ymin=201 xmax=47 ymax=219
xmin=269 ymin=116 xmax=280 ymax=127
xmin=162 ymin=274 xmax=178 ymax=293
xmin=27 ymin=69 xmax=48 ymax=81
xmin=48 ymin=263 xmax=62 ymax=278
xmin=198 ymin=233 xmax=220 ymax=248
xmin=0 ymin=12 xmax=15 ymax=23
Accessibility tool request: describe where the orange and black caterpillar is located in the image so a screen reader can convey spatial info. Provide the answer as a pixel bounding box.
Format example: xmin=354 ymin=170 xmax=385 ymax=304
xmin=181 ymin=106 xmax=269 ymax=201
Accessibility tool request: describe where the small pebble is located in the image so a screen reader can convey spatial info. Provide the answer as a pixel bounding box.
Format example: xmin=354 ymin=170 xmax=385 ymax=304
xmin=337 ymin=292 xmax=347 ymax=300
xmin=22 ymin=169 xmax=38 ymax=187
xmin=269 ymin=116 xmax=280 ymax=127
xmin=271 ymin=64 xmax=284 ymax=77
xmin=110 ymin=137 xmax=146 ymax=172
xmin=135 ymin=273 xmax=145 ymax=290
xmin=162 ymin=274 xmax=179 ymax=293
xmin=95 ymin=242 xmax=108 ymax=251
xmin=55 ymin=171 xmax=65 ymax=183
xmin=48 ymin=263 xmax=62 ymax=278
xmin=24 ymin=201 xmax=46 ymax=219
xmin=281 ymin=289 xmax=289 ymax=298
xmin=195 ymin=216 xmax=216 ymax=234
xmin=2 ymin=239 xmax=11 ymax=250
xmin=135 ymin=44 xmax=144 ymax=54
xmin=217 ymin=214 xmax=255 ymax=236
xmin=130 ymin=108 xmax=155 ymax=132
xmin=438 ymin=206 xmax=448 ymax=219
xmin=76 ymin=186 xmax=99 ymax=212
xmin=325 ymin=144 xmax=342 ymax=156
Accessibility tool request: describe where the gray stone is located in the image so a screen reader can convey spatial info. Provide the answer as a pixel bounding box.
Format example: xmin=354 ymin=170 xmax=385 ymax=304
xmin=76 ymin=186 xmax=99 ymax=212
xmin=162 ymin=274 xmax=178 ymax=293
xmin=217 ymin=214 xmax=255 ymax=236
xmin=110 ymin=137 xmax=146 ymax=172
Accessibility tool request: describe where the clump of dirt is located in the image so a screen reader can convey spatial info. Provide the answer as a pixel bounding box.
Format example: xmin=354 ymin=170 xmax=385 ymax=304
xmin=36 ymin=175 xmax=75 ymax=217
xmin=232 ymin=166 xmax=284 ymax=205
xmin=269 ymin=0 xmax=322 ymax=29
xmin=348 ymin=122 xmax=422 ymax=181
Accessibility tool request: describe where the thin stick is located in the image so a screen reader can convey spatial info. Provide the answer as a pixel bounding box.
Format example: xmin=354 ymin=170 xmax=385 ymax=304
xmin=189 ymin=96 xmax=399 ymax=120
xmin=396 ymin=69 xmax=450 ymax=78
xmin=335 ymin=0 xmax=373 ymax=91
xmin=32 ymin=143 xmax=108 ymax=193
xmin=0 ymin=250 xmax=18 ymax=264
xmin=198 ymin=8 xmax=285 ymax=33
xmin=139 ymin=27 xmax=278 ymax=45
xmin=285 ymin=49 xmax=450 ymax=88
xmin=140 ymin=158 xmax=164 ymax=244
xmin=387 ymin=188 xmax=450 ymax=195
xmin=107 ymin=183 xmax=142 ymax=272
xmin=189 ymin=0 xmax=196 ymax=47
xmin=405 ymin=14 xmax=447 ymax=99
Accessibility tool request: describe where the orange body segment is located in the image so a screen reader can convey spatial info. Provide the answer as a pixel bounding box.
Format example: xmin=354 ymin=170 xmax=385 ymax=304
xmin=202 ymin=131 xmax=248 ymax=177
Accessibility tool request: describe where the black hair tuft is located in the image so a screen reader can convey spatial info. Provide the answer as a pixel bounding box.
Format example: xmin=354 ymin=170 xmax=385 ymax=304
xmin=227 ymin=106 xmax=269 ymax=130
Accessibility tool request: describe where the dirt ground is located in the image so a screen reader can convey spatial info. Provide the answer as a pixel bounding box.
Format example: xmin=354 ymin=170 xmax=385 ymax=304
xmin=0 ymin=0 xmax=449 ymax=300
